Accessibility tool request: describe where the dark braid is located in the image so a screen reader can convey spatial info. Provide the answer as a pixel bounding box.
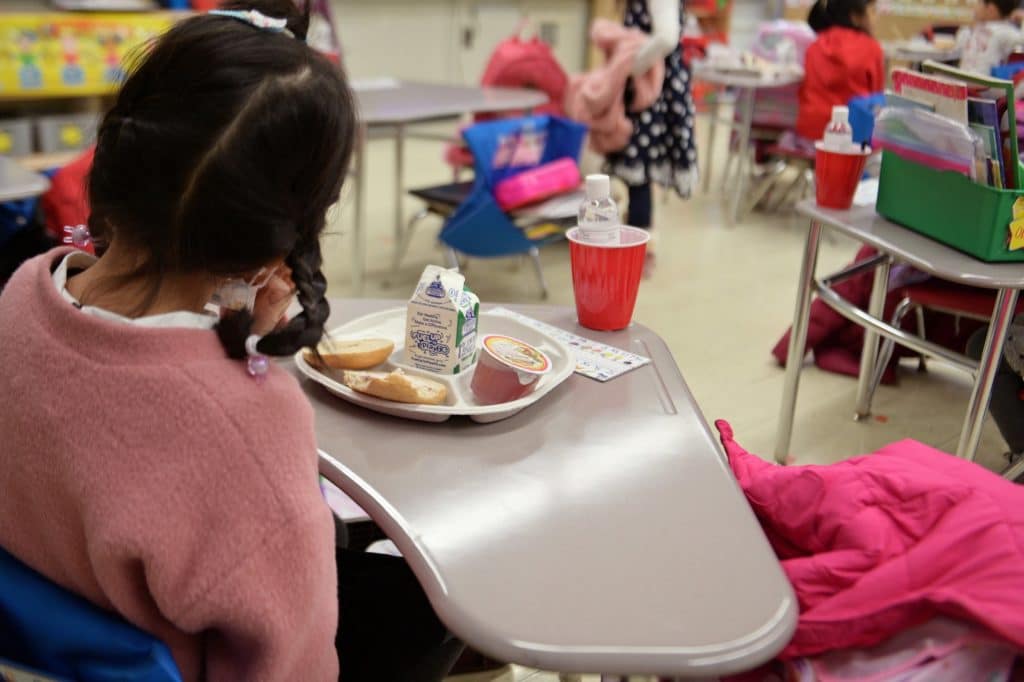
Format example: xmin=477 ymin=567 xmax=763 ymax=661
xmin=259 ymin=239 xmax=330 ymax=356
xmin=217 ymin=239 xmax=330 ymax=359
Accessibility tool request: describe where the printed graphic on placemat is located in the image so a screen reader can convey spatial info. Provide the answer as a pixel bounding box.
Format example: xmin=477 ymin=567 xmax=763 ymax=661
xmin=490 ymin=308 xmax=651 ymax=382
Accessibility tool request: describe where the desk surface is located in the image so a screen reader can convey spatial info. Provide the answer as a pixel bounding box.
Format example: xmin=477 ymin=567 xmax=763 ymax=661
xmin=692 ymin=63 xmax=803 ymax=90
xmin=295 ymin=299 xmax=796 ymax=677
xmin=352 ymin=79 xmax=548 ymax=126
xmin=0 ymin=156 xmax=50 ymax=203
xmin=798 ymin=200 xmax=1024 ymax=289
xmin=883 ymin=42 xmax=961 ymax=63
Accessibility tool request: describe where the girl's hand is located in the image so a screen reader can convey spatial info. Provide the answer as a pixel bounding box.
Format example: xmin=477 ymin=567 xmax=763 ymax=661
xmin=251 ymin=266 xmax=296 ymax=336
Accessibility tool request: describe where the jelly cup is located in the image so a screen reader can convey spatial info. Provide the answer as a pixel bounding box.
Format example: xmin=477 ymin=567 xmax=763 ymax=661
xmin=470 ymin=334 xmax=552 ymax=405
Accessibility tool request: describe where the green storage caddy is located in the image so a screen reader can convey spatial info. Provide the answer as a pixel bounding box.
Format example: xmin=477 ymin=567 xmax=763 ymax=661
xmin=877 ymin=151 xmax=1024 ymax=263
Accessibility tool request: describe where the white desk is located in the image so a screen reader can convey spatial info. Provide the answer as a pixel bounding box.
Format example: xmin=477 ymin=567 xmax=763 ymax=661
xmin=350 ymin=81 xmax=548 ymax=293
xmin=884 ymin=42 xmax=961 ymax=67
xmin=777 ymin=201 xmax=1024 ymax=473
xmin=692 ymin=63 xmax=803 ymax=225
xmin=0 ymin=156 xmax=50 ymax=204
xmin=296 ymin=299 xmax=797 ymax=678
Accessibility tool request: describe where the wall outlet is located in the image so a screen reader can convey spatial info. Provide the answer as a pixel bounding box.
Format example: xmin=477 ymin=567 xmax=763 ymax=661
xmin=538 ymin=21 xmax=558 ymax=47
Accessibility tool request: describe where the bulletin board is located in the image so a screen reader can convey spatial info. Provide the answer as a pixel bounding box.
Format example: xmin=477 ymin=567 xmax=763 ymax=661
xmin=0 ymin=13 xmax=178 ymax=100
xmin=783 ymin=0 xmax=974 ymax=40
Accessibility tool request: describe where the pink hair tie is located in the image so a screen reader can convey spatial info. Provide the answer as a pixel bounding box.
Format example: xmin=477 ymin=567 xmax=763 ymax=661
xmin=245 ymin=334 xmax=270 ymax=383
xmin=62 ymin=224 xmax=95 ymax=255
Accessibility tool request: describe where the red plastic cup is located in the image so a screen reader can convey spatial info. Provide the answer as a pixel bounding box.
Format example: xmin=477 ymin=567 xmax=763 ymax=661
xmin=567 ymin=226 xmax=650 ymax=331
xmin=815 ymin=143 xmax=871 ymax=210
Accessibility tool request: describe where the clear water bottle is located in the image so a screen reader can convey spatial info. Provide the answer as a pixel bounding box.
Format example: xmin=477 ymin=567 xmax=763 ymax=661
xmin=822 ymin=106 xmax=854 ymax=152
xmin=578 ymin=174 xmax=621 ymax=245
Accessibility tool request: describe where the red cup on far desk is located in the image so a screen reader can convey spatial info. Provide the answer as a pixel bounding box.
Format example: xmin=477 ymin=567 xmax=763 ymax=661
xmin=567 ymin=226 xmax=650 ymax=331
xmin=815 ymin=142 xmax=871 ymax=210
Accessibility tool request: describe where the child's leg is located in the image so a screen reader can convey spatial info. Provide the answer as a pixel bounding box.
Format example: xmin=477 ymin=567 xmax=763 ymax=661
xmin=627 ymin=182 xmax=653 ymax=229
xmin=967 ymin=329 xmax=1024 ymax=454
xmin=335 ymin=547 xmax=464 ymax=681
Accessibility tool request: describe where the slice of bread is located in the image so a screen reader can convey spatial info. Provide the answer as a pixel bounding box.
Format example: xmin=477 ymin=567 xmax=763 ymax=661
xmin=342 ymin=369 xmax=448 ymax=406
xmin=314 ymin=338 xmax=395 ymax=370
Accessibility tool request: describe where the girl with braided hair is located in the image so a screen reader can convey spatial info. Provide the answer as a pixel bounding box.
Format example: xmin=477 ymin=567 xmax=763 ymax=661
xmin=0 ymin=2 xmax=461 ymax=679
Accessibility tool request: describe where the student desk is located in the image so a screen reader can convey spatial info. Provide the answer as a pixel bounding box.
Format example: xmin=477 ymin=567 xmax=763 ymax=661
xmin=349 ymin=80 xmax=548 ymax=293
xmin=691 ymin=63 xmax=804 ymax=224
xmin=292 ymin=298 xmax=797 ymax=678
xmin=883 ymin=42 xmax=961 ymax=71
xmin=776 ymin=200 xmax=1024 ymax=475
xmin=0 ymin=156 xmax=50 ymax=203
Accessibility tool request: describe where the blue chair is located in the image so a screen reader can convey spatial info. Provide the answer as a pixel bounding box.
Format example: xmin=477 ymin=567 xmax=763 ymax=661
xmin=400 ymin=115 xmax=587 ymax=298
xmin=0 ymin=546 xmax=182 ymax=682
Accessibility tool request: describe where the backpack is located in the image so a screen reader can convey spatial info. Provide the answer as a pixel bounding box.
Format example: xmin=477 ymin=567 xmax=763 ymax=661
xmin=477 ymin=34 xmax=568 ymax=120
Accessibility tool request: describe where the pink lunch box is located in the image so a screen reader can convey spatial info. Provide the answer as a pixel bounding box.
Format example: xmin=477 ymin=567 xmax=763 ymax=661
xmin=494 ymin=157 xmax=581 ymax=211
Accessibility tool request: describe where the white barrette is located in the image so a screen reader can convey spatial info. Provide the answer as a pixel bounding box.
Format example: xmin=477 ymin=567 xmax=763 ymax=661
xmin=208 ymin=9 xmax=295 ymax=38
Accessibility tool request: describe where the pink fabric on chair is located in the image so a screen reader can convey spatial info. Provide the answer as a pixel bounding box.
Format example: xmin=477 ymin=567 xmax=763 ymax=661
xmin=715 ymin=420 xmax=1024 ymax=659
xmin=564 ymin=19 xmax=665 ymax=154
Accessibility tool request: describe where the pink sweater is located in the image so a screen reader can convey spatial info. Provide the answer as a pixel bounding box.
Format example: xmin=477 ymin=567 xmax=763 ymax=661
xmin=0 ymin=249 xmax=338 ymax=680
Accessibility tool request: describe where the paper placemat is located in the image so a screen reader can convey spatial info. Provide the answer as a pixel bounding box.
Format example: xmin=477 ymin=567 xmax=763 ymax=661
xmin=490 ymin=308 xmax=651 ymax=382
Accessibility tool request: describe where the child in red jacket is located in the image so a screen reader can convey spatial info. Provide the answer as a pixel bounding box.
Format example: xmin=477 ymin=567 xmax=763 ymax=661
xmin=796 ymin=0 xmax=883 ymax=142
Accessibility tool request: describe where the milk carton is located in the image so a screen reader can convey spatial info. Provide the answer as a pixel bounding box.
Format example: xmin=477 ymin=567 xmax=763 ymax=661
xmin=405 ymin=265 xmax=480 ymax=374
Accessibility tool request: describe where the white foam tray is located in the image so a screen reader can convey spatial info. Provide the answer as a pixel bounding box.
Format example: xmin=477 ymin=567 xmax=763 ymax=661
xmin=294 ymin=307 xmax=575 ymax=423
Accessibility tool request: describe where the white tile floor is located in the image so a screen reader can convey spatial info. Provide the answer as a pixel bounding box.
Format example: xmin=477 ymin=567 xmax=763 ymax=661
xmin=319 ymin=117 xmax=1009 ymax=680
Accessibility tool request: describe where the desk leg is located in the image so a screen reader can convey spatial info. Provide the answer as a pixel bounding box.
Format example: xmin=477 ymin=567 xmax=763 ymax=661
xmin=728 ymin=87 xmax=754 ymax=225
xmin=775 ymin=220 xmax=823 ymax=463
xmin=394 ymin=123 xmax=405 ymax=268
xmin=703 ymin=89 xmax=719 ymax=194
xmin=854 ymin=257 xmax=892 ymax=420
xmin=352 ymin=126 xmax=367 ymax=294
xmin=957 ymin=287 xmax=1019 ymax=460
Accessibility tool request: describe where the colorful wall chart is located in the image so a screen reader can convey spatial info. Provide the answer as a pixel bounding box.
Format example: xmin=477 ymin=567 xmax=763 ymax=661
xmin=0 ymin=13 xmax=177 ymax=99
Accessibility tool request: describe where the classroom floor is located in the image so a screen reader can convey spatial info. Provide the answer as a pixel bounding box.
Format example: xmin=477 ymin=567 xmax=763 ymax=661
xmin=318 ymin=117 xmax=1009 ymax=681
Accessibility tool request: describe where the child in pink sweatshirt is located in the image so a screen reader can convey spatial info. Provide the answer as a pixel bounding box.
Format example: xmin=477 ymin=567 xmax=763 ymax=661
xmin=0 ymin=1 xmax=460 ymax=679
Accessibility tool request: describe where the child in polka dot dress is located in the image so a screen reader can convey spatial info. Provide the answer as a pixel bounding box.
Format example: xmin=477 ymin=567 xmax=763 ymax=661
xmin=606 ymin=0 xmax=698 ymax=233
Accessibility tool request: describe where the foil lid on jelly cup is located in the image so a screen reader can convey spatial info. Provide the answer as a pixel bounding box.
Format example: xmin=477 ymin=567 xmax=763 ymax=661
xmin=481 ymin=335 xmax=551 ymax=375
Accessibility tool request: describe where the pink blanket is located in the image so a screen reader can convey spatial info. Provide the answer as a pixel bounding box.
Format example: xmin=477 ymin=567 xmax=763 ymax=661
xmin=716 ymin=420 xmax=1024 ymax=658
xmin=563 ymin=19 xmax=665 ymax=154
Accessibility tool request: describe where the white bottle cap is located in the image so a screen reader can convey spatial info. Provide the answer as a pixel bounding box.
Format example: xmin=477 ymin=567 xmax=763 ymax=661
xmin=831 ymin=106 xmax=850 ymax=126
xmin=585 ymin=174 xmax=611 ymax=201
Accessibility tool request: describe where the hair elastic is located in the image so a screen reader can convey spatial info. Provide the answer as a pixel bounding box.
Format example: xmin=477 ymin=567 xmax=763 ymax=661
xmin=245 ymin=334 xmax=270 ymax=382
xmin=208 ymin=9 xmax=296 ymax=38
xmin=62 ymin=224 xmax=96 ymax=255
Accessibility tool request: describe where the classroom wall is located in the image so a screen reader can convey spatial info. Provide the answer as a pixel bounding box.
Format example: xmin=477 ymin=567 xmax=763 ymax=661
xmin=330 ymin=0 xmax=589 ymax=84
xmin=730 ymin=0 xmax=776 ymax=49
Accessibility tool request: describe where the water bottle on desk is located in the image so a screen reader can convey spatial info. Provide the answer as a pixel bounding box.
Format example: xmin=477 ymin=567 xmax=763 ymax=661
xmin=577 ymin=174 xmax=621 ymax=246
xmin=822 ymin=106 xmax=855 ymax=153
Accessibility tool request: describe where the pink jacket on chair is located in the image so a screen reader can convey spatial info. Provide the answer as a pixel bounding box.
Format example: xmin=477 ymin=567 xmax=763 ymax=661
xmin=715 ymin=420 xmax=1024 ymax=658
xmin=564 ymin=19 xmax=665 ymax=154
